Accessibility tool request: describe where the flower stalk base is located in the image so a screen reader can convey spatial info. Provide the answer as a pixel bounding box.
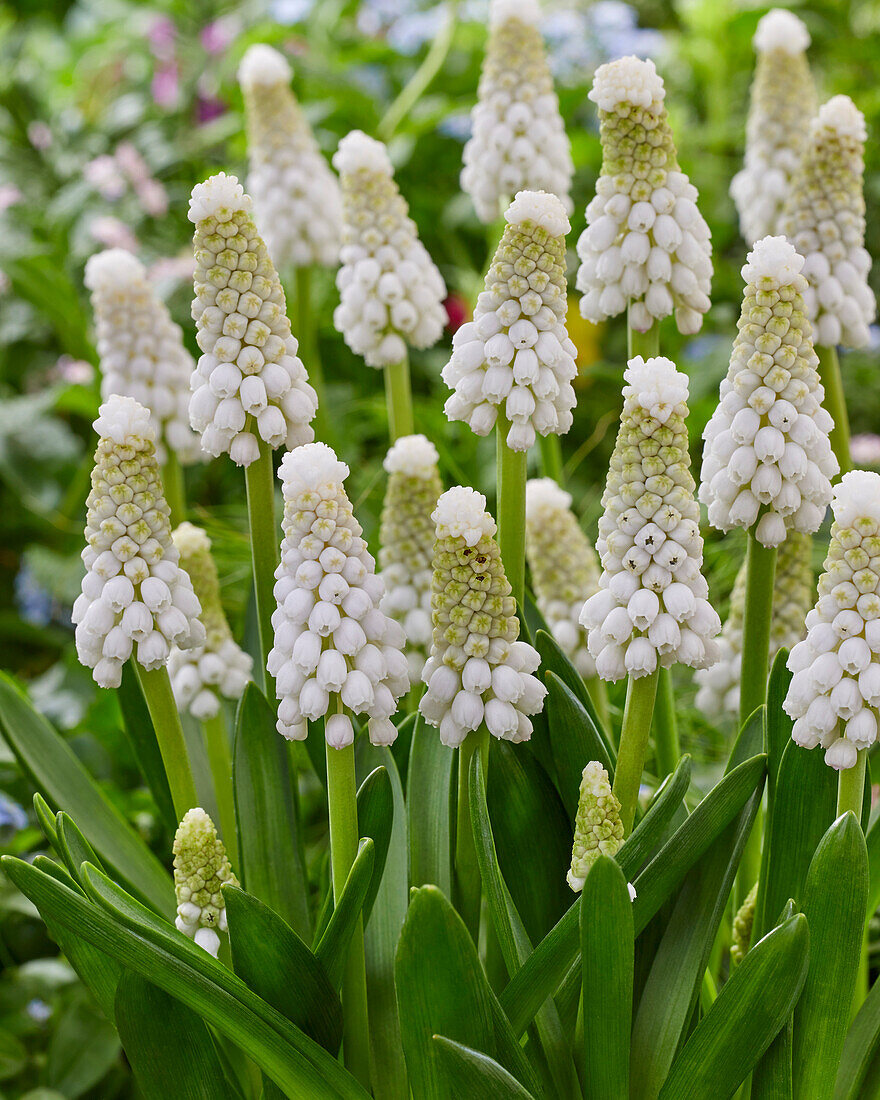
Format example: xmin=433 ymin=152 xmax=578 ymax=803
xmin=134 ymin=663 xmax=198 ymax=819
xmin=613 ymin=668 xmax=660 ymax=835
xmin=244 ymin=434 xmax=279 ymax=696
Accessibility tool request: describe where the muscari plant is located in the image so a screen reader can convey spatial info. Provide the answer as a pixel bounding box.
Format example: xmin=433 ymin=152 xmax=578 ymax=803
xmin=2 ymin=7 xmax=880 ymax=1100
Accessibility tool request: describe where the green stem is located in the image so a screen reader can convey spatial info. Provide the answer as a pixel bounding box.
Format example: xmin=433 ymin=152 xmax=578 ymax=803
xmin=202 ymin=710 xmax=238 ymax=869
xmin=325 ymin=719 xmax=371 ymax=1090
xmin=133 ymin=664 xmax=198 ymax=821
xmin=627 ymin=310 xmax=659 ymax=359
xmin=293 ymin=265 xmax=328 ymax=442
xmin=384 ymin=355 xmax=414 ymax=441
xmin=244 ymin=434 xmax=279 ymax=698
xmin=496 ymin=410 xmax=527 ymax=607
xmin=538 ymin=433 xmax=564 ymax=485
xmin=613 ymin=669 xmax=660 ymax=836
xmin=454 ymin=726 xmax=490 ymax=941
xmin=837 ymin=748 xmax=866 ymax=821
xmin=653 ymin=666 xmax=680 ymax=779
xmin=585 ymin=676 xmax=611 ymax=736
xmin=162 ymin=453 xmax=186 ymax=528
xmin=816 ymin=344 xmax=851 ymax=479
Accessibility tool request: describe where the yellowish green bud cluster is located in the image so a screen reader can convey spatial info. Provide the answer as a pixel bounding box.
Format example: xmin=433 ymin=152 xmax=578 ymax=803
xmin=567 ymin=761 xmax=625 ymax=891
xmin=173 ymin=807 xmax=237 ymax=957
xmin=731 ymin=881 xmax=758 ymax=965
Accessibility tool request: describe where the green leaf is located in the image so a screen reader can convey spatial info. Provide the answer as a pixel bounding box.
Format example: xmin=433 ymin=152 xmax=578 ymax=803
xmin=0 ymin=1029 xmax=25 ymax=1081
xmin=615 ymin=754 xmax=691 ymax=878
xmin=535 ymin=628 xmax=613 ymax=749
xmin=356 ymin=765 xmax=393 ymax=923
xmin=115 ymin=971 xmax=241 ymax=1099
xmin=544 ymin=670 xmax=614 ymax=815
xmin=433 ymin=1036 xmax=536 ymax=1098
xmin=834 ymin=963 xmax=880 ymax=1099
xmin=793 ymin=812 xmax=869 ymax=1098
xmin=45 ymin=993 xmax=120 ymax=1097
xmin=658 ymin=915 xmax=809 ymax=1099
xmin=407 ymin=714 xmax=453 ymax=893
xmin=764 ymin=650 xmax=793 ymax=796
xmin=233 ymin=684 xmax=310 ymax=940
xmin=866 ymin=809 xmax=880 ymax=923
xmin=33 ymin=793 xmax=58 ymax=849
xmin=118 ymin=662 xmax=177 ymax=833
xmin=0 ymin=672 xmax=172 ymax=914
xmin=315 ymin=839 xmax=375 ymax=989
xmin=580 ymin=856 xmax=634 ymax=1100
xmin=54 ymin=811 xmax=102 ymax=888
xmin=750 ymin=900 xmax=799 ymax=1100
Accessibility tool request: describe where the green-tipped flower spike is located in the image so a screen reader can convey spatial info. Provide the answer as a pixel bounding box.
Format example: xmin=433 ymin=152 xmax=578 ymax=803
xmin=379 ymin=435 xmax=443 ymax=685
xmin=730 ymin=9 xmax=816 ymax=246
xmin=419 ymin=486 xmax=546 ymax=747
xmin=238 ymin=44 xmax=341 ymax=270
xmin=443 ymin=191 xmax=577 ymax=452
xmin=187 ymin=173 xmax=318 ymax=467
xmin=567 ymin=761 xmax=631 ymax=893
xmin=461 ymin=0 xmax=573 ymax=224
xmin=731 ymin=881 xmax=758 ymax=965
xmin=525 ymin=478 xmax=600 ymax=677
xmin=780 ymin=96 xmax=875 ymax=349
xmin=576 ymin=56 xmax=713 ymax=335
xmin=695 ymin=531 xmax=814 ymax=719
xmin=167 ymin=523 xmax=253 ymax=719
xmin=173 ymin=807 xmax=238 ymax=956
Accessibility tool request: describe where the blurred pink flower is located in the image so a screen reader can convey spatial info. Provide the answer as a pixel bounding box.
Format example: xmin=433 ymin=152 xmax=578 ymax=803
xmin=148 ymin=254 xmax=196 ymax=284
xmin=443 ymin=293 xmax=470 ymax=334
xmin=89 ymin=216 xmax=137 ymax=252
xmin=115 ymin=142 xmax=149 ymax=184
xmin=0 ymin=185 xmax=21 ymax=210
xmin=152 ymin=62 xmax=180 ymax=109
xmin=85 ymin=155 xmax=126 ymax=200
xmin=851 ymin=433 xmax=880 ymax=467
xmin=148 ymin=15 xmax=177 ymax=61
xmin=54 ymin=355 xmax=95 ymax=386
xmin=200 ymin=17 xmax=237 ymax=55
xmin=27 ymin=122 xmax=52 ymax=150
xmin=196 ymin=95 xmax=226 ymax=125
xmin=136 ymin=178 xmax=169 ymax=218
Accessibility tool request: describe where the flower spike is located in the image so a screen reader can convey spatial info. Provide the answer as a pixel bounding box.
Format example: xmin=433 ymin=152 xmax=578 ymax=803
xmin=567 ymin=762 xmax=634 ymax=898
xmin=173 ymin=807 xmax=237 ymax=956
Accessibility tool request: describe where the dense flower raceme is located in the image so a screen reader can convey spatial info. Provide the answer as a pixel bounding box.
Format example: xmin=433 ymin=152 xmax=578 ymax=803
xmin=167 ymin=523 xmax=253 ymax=719
xmin=785 ymin=471 xmax=880 ymax=770
xmin=694 ymin=530 xmax=814 ymax=718
xmin=379 ymin=434 xmax=443 ymax=684
xmin=461 ymin=0 xmax=573 ymax=224
xmin=525 ymin=477 xmax=600 ymax=677
xmin=268 ymin=443 xmax=408 ymax=747
xmin=419 ymin=487 xmax=547 ymax=746
xmin=576 ymin=56 xmax=712 ymax=335
xmin=580 ymin=356 xmax=720 ymax=680
xmin=85 ymin=249 xmax=203 ymax=465
xmin=443 ymin=190 xmax=577 ymax=451
xmin=567 ymin=761 xmax=624 ymax=891
xmin=173 ymin=808 xmax=237 ymax=957
xmin=188 ymin=173 xmax=318 ymax=466
xmin=700 ymin=236 xmax=838 ymax=548
xmin=332 ymin=131 xmax=447 ymax=367
xmin=780 ymin=96 xmax=875 ymax=349
xmin=238 ymin=44 xmax=341 ymax=269
xmin=72 ymin=397 xmax=204 ymax=689
xmin=731 ymin=882 xmax=758 ymax=966
xmin=730 ymin=9 xmax=816 ymax=246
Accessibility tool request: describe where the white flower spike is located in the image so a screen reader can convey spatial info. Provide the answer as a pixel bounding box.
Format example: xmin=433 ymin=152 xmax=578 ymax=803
xmin=576 ymin=57 xmax=713 ymax=335
xmin=700 ymin=235 xmax=838 ymax=548
xmin=580 ymin=356 xmax=720 ymax=681
xmin=173 ymin=808 xmax=237 ymax=957
xmin=567 ymin=762 xmax=632 ymax=896
xmin=443 ymin=190 xmax=577 ymax=451
xmin=269 ymin=443 xmax=408 ymax=746
xmin=332 ymin=131 xmax=447 ymax=368
xmin=188 ymin=172 xmax=318 ymax=466
xmin=72 ymin=396 xmax=205 ymax=689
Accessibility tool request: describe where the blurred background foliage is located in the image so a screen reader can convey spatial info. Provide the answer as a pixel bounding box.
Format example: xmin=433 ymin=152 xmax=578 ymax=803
xmin=0 ymin=0 xmax=876 ymax=1092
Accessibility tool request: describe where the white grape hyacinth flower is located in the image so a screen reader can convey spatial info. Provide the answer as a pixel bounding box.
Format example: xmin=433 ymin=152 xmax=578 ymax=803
xmin=785 ymin=471 xmax=880 ymax=770
xmin=379 ymin=434 xmax=443 ymax=684
xmin=85 ymin=249 xmax=203 ymax=465
xmin=188 ymin=173 xmax=318 ymax=466
xmin=580 ymin=356 xmax=720 ymax=680
xmin=72 ymin=396 xmax=205 ymax=689
xmin=238 ymin=44 xmax=341 ymax=269
xmin=332 ymin=131 xmax=447 ymax=367
xmin=700 ymin=236 xmax=838 ymax=548
xmin=461 ymin=0 xmax=573 ymax=223
xmin=730 ymin=9 xmax=816 ymax=246
xmin=173 ymin=808 xmax=237 ymax=957
xmin=780 ymin=96 xmax=875 ymax=349
xmin=419 ymin=486 xmax=547 ymax=747
xmin=576 ymin=56 xmax=713 ymax=335
xmin=443 ymin=190 xmax=577 ymax=451
xmin=525 ymin=478 xmax=600 ymax=678
xmin=268 ymin=443 xmax=408 ymax=747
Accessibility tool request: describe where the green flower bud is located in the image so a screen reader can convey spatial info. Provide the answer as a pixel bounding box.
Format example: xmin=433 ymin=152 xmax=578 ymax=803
xmin=173 ymin=807 xmax=237 ymax=957
xmin=567 ymin=761 xmax=624 ymax=891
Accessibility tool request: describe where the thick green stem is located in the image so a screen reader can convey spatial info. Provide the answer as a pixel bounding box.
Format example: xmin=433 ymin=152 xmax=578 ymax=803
xmin=244 ymin=435 xmax=279 ymax=698
xmin=293 ymin=265 xmax=328 ymax=442
xmin=496 ymin=411 xmax=527 ymax=606
xmin=538 ymin=433 xmax=564 ymax=485
xmin=454 ymin=726 xmax=490 ymax=941
xmin=202 ymin=710 xmax=238 ymax=869
xmin=162 ymin=453 xmax=186 ymax=528
xmin=627 ymin=311 xmax=659 ymax=360
xmin=384 ymin=355 xmax=414 ymax=442
xmin=613 ymin=669 xmax=660 ymax=836
xmin=585 ymin=676 xmax=611 ymax=735
xmin=816 ymin=344 xmax=851 ymax=479
xmin=133 ymin=664 xmax=198 ymax=821
xmin=653 ymin=666 xmax=680 ymax=779
xmin=837 ymin=749 xmax=866 ymax=821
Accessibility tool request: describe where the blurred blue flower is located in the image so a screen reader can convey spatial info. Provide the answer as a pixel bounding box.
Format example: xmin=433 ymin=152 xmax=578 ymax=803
xmin=270 ymin=0 xmax=316 ymax=23
xmin=682 ymin=333 xmax=728 ymax=361
xmin=0 ymin=795 xmax=27 ymax=833
xmin=15 ymin=566 xmax=53 ymax=628
xmin=438 ymin=113 xmax=472 ymax=142
xmin=389 ymin=8 xmax=446 ymax=55
xmin=26 ymin=999 xmax=52 ymax=1023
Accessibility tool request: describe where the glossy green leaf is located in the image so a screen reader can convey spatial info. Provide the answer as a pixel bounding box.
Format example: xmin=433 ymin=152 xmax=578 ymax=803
xmin=407 ymin=714 xmax=453 ymax=893
xmin=544 ymin=670 xmax=614 ymax=815
xmin=315 ymin=838 xmax=374 ymax=989
xmin=118 ymin=661 xmax=176 ymax=832
xmin=535 ymin=628 xmax=613 ymax=748
xmin=0 ymin=1029 xmax=25 ymax=1081
xmin=834 ymin=962 xmax=880 ymax=1099
xmin=615 ymin=754 xmax=691 ymax=878
xmin=433 ymin=1037 xmax=536 ymax=1099
xmin=764 ymin=649 xmax=793 ymax=794
xmin=0 ymin=671 xmax=172 ymax=914
xmin=865 ymin=810 xmax=880 ymax=924
xmin=55 ymin=811 xmax=103 ymax=888
xmin=355 ymin=764 xmax=393 ymax=923
xmin=33 ymin=793 xmax=58 ymax=849
xmin=749 ymin=901 xmax=799 ymax=1100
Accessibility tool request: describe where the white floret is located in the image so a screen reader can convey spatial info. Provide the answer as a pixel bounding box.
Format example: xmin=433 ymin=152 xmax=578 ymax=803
xmin=833 ymin=471 xmax=880 ymax=529
xmin=588 ymin=55 xmax=665 ymax=113
xmin=623 ymin=355 xmax=689 ymax=423
xmin=188 ymin=172 xmax=250 ymax=224
xmin=506 ymin=189 xmax=570 ymax=238
xmin=814 ymin=95 xmax=867 ymax=142
xmin=238 ymin=43 xmax=293 ymax=87
xmin=741 ymin=235 xmax=804 ymax=286
xmin=383 ymin=434 xmax=439 ymax=478
xmin=490 ymin=0 xmax=541 ymax=28
xmin=433 ymin=487 xmax=497 ymax=545
xmin=332 ymin=130 xmax=394 ymax=177
xmin=753 ymin=9 xmax=810 ymax=54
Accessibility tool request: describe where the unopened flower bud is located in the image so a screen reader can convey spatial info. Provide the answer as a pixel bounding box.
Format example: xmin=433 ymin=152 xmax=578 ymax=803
xmin=567 ymin=762 xmax=630 ymax=893
xmin=173 ymin=807 xmax=237 ymax=957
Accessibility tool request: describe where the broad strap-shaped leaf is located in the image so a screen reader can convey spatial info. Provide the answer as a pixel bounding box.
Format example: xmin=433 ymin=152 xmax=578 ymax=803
xmin=433 ymin=1036 xmax=536 ymax=1099
xmin=315 ymin=839 xmax=375 ymax=990
xmin=834 ymin=963 xmax=880 ymax=1099
xmin=764 ymin=649 xmax=793 ymax=796
xmin=616 ymin=754 xmax=691 ymax=879
xmin=750 ymin=899 xmax=800 ymax=1099
xmin=118 ymin=661 xmax=177 ymax=832
xmin=355 ymin=764 xmax=393 ymax=924
xmin=407 ymin=714 xmax=453 ymax=894
xmin=535 ymin=628 xmax=613 ymax=746
xmin=544 ymin=670 xmax=614 ymax=815
xmin=55 ymin=812 xmax=103 ymax=888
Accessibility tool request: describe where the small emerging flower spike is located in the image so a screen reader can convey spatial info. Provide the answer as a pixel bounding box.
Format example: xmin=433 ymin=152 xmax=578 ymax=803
xmin=525 ymin=478 xmax=601 ymax=677
xmin=567 ymin=762 xmax=631 ymax=895
xmin=731 ymin=881 xmax=758 ymax=965
xmin=332 ymin=131 xmax=447 ymax=368
xmin=700 ymin=236 xmax=838 ymax=548
xmin=168 ymin=523 xmax=253 ymax=719
xmin=73 ymin=397 xmax=205 ymax=689
xmin=780 ymin=96 xmax=875 ymax=349
xmin=269 ymin=443 xmax=408 ymax=746
xmin=173 ymin=807 xmax=237 ymax=957
xmin=785 ymin=471 xmax=880 ymax=770
xmin=188 ymin=173 xmax=318 ymax=467
xmin=580 ymin=356 xmax=720 ymax=681
xmin=695 ymin=530 xmax=814 ymax=718
xmin=730 ymin=9 xmax=816 ymax=246
xmin=576 ymin=57 xmax=712 ymax=335
xmin=419 ymin=486 xmax=547 ymax=746
xmin=238 ymin=44 xmax=341 ymax=270
xmin=443 ymin=191 xmax=577 ymax=451
xmin=85 ymin=249 xmax=203 ymax=465
xmin=379 ymin=435 xmax=443 ymax=684
xmin=461 ymin=0 xmax=573 ymax=224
